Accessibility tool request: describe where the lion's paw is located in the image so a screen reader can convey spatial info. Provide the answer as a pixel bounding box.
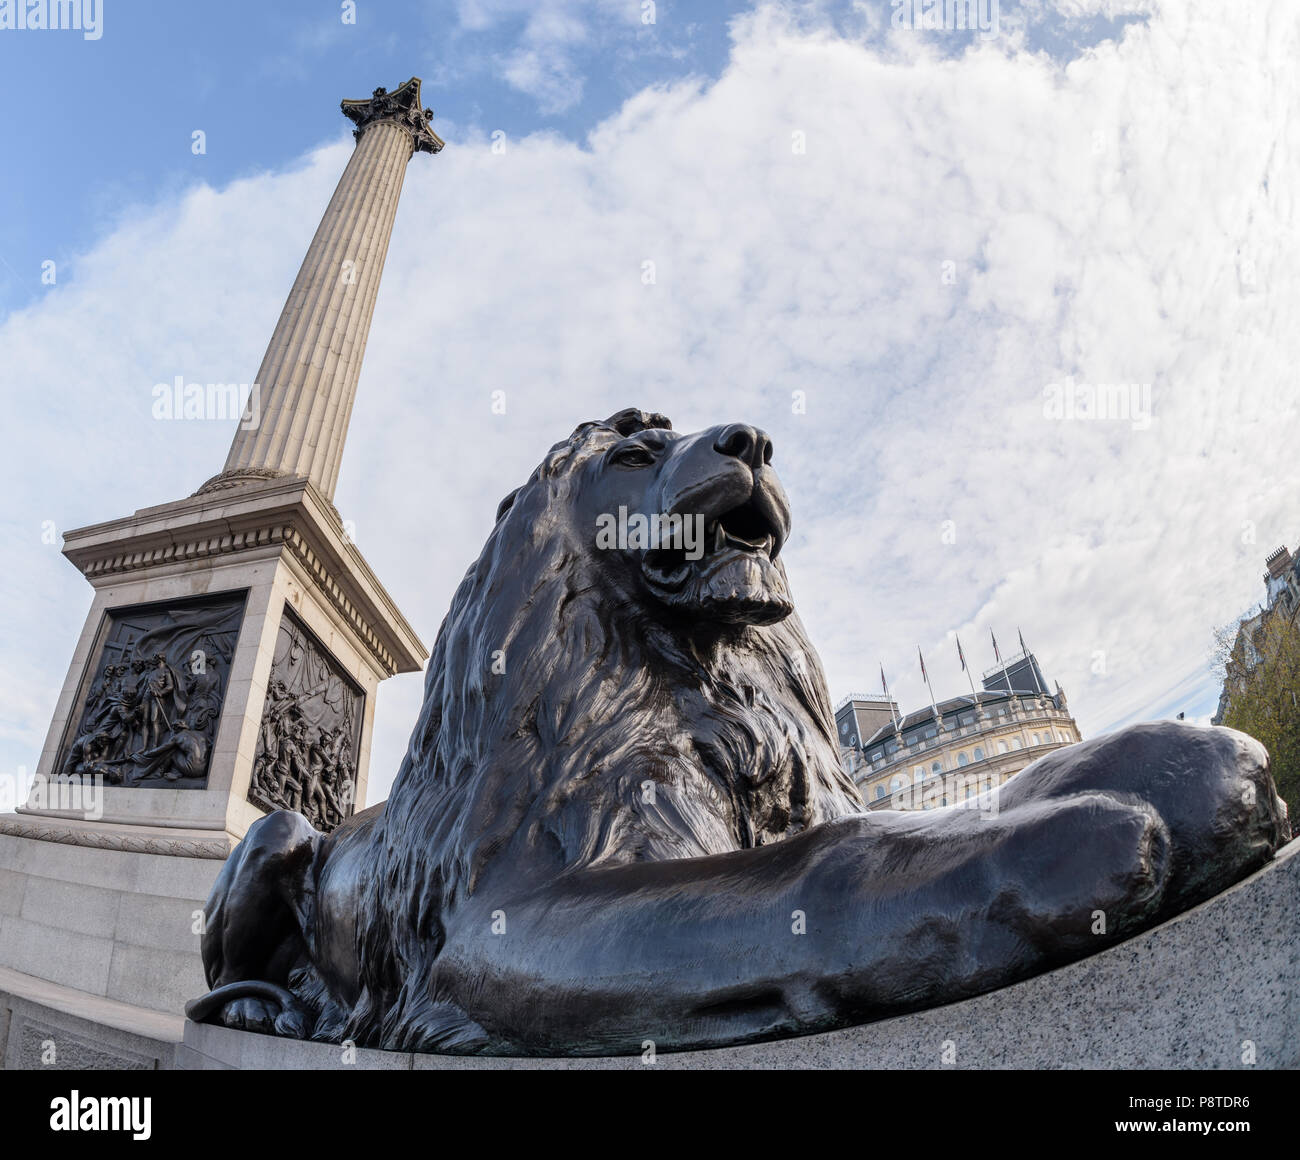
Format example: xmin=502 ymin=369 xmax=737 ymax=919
xmin=989 ymin=792 xmax=1171 ymax=946
xmin=220 ymin=997 xmax=280 ymax=1034
xmin=273 ymin=1008 xmax=310 ymax=1039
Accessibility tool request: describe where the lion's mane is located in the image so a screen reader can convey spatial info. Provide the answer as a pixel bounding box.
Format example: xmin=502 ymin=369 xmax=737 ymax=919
xmin=338 ymin=409 xmax=864 ymax=1048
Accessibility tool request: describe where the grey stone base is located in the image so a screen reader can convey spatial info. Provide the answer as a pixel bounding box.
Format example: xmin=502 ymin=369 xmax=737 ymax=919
xmin=0 ymin=966 xmax=183 ymax=1070
xmin=178 ymin=839 xmax=1300 ymax=1070
xmin=0 ymin=821 xmax=222 ymax=1016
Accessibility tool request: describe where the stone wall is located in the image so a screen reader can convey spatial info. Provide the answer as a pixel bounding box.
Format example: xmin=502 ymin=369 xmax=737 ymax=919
xmin=0 ymin=828 xmax=220 ymax=1017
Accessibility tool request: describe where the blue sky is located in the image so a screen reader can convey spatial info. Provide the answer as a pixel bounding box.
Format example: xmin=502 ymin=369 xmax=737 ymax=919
xmin=0 ymin=0 xmax=743 ymax=319
xmin=3 ymin=0 xmax=1296 ymax=805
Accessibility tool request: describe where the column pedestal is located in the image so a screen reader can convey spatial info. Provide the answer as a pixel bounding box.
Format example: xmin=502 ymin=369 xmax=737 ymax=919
xmin=0 ymin=476 xmax=425 ymax=1018
xmin=0 ymin=77 xmax=436 ymax=1065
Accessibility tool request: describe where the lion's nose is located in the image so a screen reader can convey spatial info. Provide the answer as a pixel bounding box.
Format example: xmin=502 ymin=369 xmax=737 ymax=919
xmin=712 ymin=423 xmax=773 ymax=468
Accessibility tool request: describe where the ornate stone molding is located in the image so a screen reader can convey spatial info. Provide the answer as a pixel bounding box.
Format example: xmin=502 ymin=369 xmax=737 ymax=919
xmin=194 ymin=468 xmax=346 ymax=526
xmin=73 ymin=521 xmax=401 ymax=677
xmin=341 ymin=77 xmax=444 ymax=156
xmin=281 ymin=527 xmax=400 ymax=676
xmin=194 ymin=466 xmax=288 ymax=495
xmin=0 ymin=815 xmax=231 ymax=859
xmin=77 ymin=524 xmax=291 ymax=578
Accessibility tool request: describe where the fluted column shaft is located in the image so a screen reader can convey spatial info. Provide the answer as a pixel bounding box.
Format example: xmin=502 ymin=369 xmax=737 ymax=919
xmin=221 ymin=119 xmax=413 ymax=500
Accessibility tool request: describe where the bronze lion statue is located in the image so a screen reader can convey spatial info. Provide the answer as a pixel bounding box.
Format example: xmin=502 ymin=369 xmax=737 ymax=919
xmin=187 ymin=409 xmax=1289 ymax=1055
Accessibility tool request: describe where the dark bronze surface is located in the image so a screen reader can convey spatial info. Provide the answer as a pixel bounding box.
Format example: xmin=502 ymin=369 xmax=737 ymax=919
xmin=57 ymin=592 xmax=245 ymax=789
xmin=187 ymin=410 xmax=1289 ymax=1055
xmin=247 ymin=607 xmax=363 ymax=833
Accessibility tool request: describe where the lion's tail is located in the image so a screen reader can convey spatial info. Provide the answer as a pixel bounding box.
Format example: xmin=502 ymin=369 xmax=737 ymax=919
xmin=185 ymin=980 xmax=312 ymax=1039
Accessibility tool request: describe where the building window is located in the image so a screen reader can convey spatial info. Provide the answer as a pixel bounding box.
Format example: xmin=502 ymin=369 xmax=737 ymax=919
xmin=957 ymin=752 xmax=969 ymax=767
xmin=996 ymin=740 xmax=1008 ymax=754
xmin=973 ymin=746 xmax=984 ymax=760
xmin=874 ymin=785 xmax=886 ymax=800
xmin=965 ymin=787 xmax=973 ymax=798
xmin=931 ymin=760 xmax=942 ymax=774
xmin=1011 ymin=738 xmax=1022 ymax=749
xmin=889 ymin=776 xmax=904 ymax=792
xmin=1032 ymin=733 xmax=1040 ymax=745
xmin=914 ymin=766 xmax=925 ymax=781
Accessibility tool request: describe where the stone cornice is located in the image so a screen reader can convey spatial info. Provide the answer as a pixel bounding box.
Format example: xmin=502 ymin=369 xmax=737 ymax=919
xmin=60 ymin=477 xmax=427 ymax=677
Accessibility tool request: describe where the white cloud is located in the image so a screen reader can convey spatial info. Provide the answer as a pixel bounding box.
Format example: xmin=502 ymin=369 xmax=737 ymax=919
xmin=454 ymin=0 xmax=637 ymax=113
xmin=1025 ymin=0 xmax=1154 ymax=18
xmin=3 ymin=0 xmax=1297 ymax=806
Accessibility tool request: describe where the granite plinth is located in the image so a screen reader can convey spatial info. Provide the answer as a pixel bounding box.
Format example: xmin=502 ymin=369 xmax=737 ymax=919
xmin=176 ymin=838 xmax=1300 ymax=1070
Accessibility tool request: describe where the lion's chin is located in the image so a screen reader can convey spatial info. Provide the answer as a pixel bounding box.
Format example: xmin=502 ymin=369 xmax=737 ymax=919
xmin=644 ymin=552 xmax=794 ymax=627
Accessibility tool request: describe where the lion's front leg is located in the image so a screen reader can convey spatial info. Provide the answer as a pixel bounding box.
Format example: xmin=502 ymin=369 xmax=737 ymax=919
xmin=998 ymin=720 xmax=1288 ymax=915
xmin=425 ymin=791 xmax=1179 ymax=1054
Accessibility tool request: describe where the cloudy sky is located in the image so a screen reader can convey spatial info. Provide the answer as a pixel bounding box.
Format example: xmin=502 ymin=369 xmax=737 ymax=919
xmin=2 ymin=0 xmax=1296 ymax=806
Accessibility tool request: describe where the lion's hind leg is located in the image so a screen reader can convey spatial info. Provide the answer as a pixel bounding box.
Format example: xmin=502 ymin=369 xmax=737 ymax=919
xmin=188 ymin=809 xmax=320 ymax=1037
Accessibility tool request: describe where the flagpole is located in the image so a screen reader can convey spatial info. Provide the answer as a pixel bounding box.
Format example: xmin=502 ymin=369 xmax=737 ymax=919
xmin=1018 ymin=627 xmax=1045 ymax=694
xmin=881 ymin=662 xmax=901 ymax=735
xmin=918 ymin=646 xmax=941 ymax=724
xmin=956 ymin=633 xmax=978 ymax=701
xmin=991 ymin=629 xmax=1015 ymax=698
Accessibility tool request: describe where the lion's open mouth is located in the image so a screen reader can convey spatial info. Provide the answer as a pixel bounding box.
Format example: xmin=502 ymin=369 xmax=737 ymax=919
xmin=711 ymin=497 xmax=778 ymax=557
xmin=642 ymin=497 xmax=783 ymax=591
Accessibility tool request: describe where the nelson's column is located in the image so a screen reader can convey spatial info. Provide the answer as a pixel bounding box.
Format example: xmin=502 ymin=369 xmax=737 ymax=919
xmin=0 ymin=79 xmax=437 ymax=1068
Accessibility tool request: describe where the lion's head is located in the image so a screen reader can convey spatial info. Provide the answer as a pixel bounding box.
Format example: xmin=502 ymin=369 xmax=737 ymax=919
xmin=556 ymin=408 xmax=796 ymax=626
xmin=356 ymin=410 xmax=864 ymax=1039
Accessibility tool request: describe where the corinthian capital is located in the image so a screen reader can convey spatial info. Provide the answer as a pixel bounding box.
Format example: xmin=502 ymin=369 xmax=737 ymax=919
xmin=341 ymin=76 xmax=444 ymax=156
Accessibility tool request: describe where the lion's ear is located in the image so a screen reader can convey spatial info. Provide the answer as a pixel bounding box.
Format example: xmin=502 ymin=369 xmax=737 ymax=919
xmin=495 ymin=488 xmax=521 ymax=522
xmin=606 ymin=408 xmax=672 ymax=437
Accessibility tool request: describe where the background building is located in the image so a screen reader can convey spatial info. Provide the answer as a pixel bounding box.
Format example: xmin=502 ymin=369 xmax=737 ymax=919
xmin=1213 ymin=543 xmax=1300 ymax=724
xmin=835 ymin=651 xmax=1082 ymax=810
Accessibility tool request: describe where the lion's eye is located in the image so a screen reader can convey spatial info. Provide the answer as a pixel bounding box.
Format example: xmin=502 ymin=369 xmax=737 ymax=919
xmin=611 ymin=444 xmax=657 ymax=468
